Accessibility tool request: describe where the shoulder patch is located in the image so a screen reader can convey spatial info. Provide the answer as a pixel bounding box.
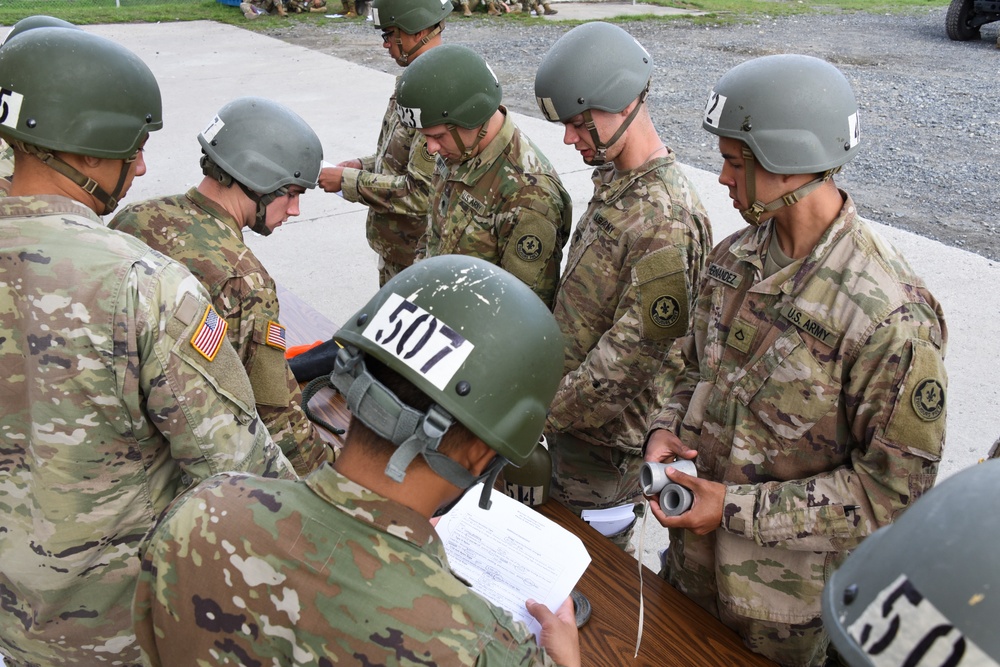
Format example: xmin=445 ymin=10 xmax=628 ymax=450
xmin=780 ymin=303 xmax=839 ymax=347
xmin=265 ymin=321 xmax=287 ymax=351
xmin=707 ymin=263 xmax=743 ymax=289
xmin=190 ymin=305 xmax=229 ymax=362
xmin=883 ymin=340 xmax=946 ymax=458
xmin=635 ymin=247 xmax=689 ymax=341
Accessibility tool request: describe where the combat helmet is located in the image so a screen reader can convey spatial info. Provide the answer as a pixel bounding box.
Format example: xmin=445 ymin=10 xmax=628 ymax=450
xmin=331 ymin=255 xmax=564 ymax=510
xmin=534 ymin=21 xmax=653 ymax=164
xmin=702 ymin=54 xmax=861 ymax=225
xmin=822 ymin=458 xmax=1000 ymax=665
xmin=1 ymin=14 xmax=79 ymax=47
xmin=372 ymin=0 xmax=451 ymax=66
xmin=198 ymin=96 xmax=323 ymax=236
xmin=0 ymin=27 xmax=162 ymax=213
xmin=395 ymin=44 xmax=501 ymax=161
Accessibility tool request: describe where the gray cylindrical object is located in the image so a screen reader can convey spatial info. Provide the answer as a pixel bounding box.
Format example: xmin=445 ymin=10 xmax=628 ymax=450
xmin=640 ymin=460 xmax=697 ymax=517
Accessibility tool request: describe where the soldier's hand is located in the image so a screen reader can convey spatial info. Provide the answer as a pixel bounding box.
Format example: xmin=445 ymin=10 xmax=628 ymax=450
xmin=648 ymin=468 xmax=725 ymax=536
xmin=318 ymin=166 xmax=345 ymax=193
xmin=527 ymin=597 xmax=580 ymax=667
xmin=643 ymin=428 xmax=697 ymax=465
xmin=336 ymin=158 xmax=363 ymax=170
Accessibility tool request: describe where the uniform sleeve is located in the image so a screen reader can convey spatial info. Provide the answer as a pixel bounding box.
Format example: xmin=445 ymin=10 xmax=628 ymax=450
xmin=550 ymin=213 xmax=703 ymax=437
xmin=720 ymin=304 xmax=947 ymax=551
xmin=496 ymin=179 xmax=572 ymax=309
xmin=341 ymin=133 xmax=437 ymax=219
xmin=133 ymin=257 xmax=296 ymax=483
xmin=214 ymin=271 xmax=330 ymax=476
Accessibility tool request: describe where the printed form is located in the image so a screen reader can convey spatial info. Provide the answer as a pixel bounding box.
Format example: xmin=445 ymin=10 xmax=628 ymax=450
xmin=436 ymin=484 xmax=591 ymax=637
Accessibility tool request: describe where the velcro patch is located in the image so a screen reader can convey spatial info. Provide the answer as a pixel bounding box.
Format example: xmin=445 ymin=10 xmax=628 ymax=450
xmin=707 ymin=263 xmax=743 ymax=289
xmin=501 ymin=213 xmax=556 ymax=285
xmin=780 ymin=303 xmax=839 ymax=347
xmin=726 ymin=318 xmax=757 ymax=354
xmin=636 ymin=247 xmax=688 ymax=341
xmin=190 ymin=305 xmax=229 ymax=362
xmin=884 ymin=339 xmax=946 ymax=458
xmin=265 ymin=321 xmax=287 ymax=351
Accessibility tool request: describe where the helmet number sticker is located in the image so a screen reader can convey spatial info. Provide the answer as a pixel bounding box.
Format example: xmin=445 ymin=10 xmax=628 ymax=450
xmin=363 ymin=293 xmax=474 ymax=391
xmin=397 ymin=105 xmax=422 ymax=129
xmin=372 ymin=7 xmax=380 ymax=23
xmin=0 ymin=88 xmax=24 ymax=129
xmin=703 ymin=91 xmax=726 ymax=128
xmin=201 ymin=114 xmax=225 ymax=143
xmin=848 ymin=111 xmax=860 ymax=148
xmin=846 ymin=574 xmax=996 ymax=667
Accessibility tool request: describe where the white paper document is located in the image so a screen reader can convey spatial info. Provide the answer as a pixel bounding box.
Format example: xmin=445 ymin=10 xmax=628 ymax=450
xmin=581 ymin=503 xmax=636 ymax=537
xmin=436 ymin=484 xmax=591 ymax=637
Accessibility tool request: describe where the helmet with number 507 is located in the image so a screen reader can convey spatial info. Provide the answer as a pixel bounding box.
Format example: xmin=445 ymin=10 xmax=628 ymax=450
xmin=330 ymin=255 xmax=563 ymax=507
xmin=822 ymin=459 xmax=1000 ymax=665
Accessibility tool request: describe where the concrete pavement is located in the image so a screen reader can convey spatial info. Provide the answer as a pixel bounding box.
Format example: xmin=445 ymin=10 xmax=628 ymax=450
xmin=0 ymin=17 xmax=995 ymax=620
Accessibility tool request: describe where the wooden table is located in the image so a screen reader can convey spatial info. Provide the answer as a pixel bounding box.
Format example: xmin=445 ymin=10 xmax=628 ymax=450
xmin=278 ymin=285 xmax=774 ymax=667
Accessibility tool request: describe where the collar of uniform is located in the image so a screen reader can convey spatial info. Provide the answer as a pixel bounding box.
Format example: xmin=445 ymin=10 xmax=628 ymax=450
xmin=0 ymin=193 xmax=104 ymax=224
xmin=592 ymin=150 xmax=676 ymax=204
xmin=304 ymin=464 xmax=442 ymax=551
xmin=448 ymin=105 xmax=515 ymax=186
xmin=184 ymin=186 xmax=244 ymax=241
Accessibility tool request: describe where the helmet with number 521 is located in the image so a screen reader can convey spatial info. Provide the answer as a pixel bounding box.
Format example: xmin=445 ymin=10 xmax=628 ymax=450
xmin=330 ymin=255 xmax=563 ymax=509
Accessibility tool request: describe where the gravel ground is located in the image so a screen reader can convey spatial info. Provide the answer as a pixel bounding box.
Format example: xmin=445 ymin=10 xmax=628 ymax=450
xmin=264 ymin=8 xmax=1000 ymax=259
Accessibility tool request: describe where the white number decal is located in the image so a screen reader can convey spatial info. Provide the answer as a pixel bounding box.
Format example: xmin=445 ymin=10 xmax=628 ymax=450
xmin=397 ymin=105 xmax=421 ymax=129
xmin=362 ymin=293 xmax=474 ymax=390
xmin=0 ymin=88 xmax=24 ymax=129
xmin=703 ymin=91 xmax=725 ymax=128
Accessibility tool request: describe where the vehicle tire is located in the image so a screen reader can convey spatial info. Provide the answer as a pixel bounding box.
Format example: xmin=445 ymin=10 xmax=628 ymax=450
xmin=946 ymin=0 xmax=981 ymax=40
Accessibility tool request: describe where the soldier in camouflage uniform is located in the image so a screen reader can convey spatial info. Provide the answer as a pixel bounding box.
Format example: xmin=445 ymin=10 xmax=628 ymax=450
xmin=396 ymin=44 xmax=571 ymax=309
xmin=111 ymin=97 xmax=332 ymax=476
xmin=0 ymin=138 xmax=10 ymax=193
xmin=320 ymin=0 xmax=447 ymax=286
xmin=644 ymin=55 xmax=947 ymax=666
xmin=134 ymin=255 xmax=582 ymax=666
xmin=533 ymin=23 xmax=712 ymax=550
xmin=0 ymin=29 xmax=293 ymax=667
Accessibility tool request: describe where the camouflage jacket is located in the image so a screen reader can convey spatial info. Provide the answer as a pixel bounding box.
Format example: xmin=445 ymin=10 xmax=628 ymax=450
xmin=419 ymin=109 xmax=572 ymax=309
xmin=0 ymin=195 xmax=294 ymax=667
xmin=341 ymin=85 xmax=437 ymax=268
xmin=547 ymin=152 xmax=712 ymax=453
xmin=134 ymin=466 xmax=560 ymax=667
xmin=110 ymin=188 xmax=330 ymax=476
xmin=650 ymin=194 xmax=947 ymax=626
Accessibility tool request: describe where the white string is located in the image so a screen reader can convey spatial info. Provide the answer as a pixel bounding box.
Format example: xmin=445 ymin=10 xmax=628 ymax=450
xmin=634 ymin=499 xmax=650 ymax=658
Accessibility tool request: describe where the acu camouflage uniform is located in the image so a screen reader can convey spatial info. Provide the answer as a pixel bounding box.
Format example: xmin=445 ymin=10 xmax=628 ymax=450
xmin=0 ymin=139 xmax=12 ymax=193
xmin=547 ymin=152 xmax=712 ymax=533
xmin=419 ymin=109 xmax=572 ymax=309
xmin=341 ymin=81 xmax=437 ymax=286
xmin=650 ymin=194 xmax=947 ymax=666
xmin=0 ymin=195 xmax=294 ymax=667
xmin=135 ymin=466 xmax=561 ymax=667
xmin=110 ymin=188 xmax=331 ymax=476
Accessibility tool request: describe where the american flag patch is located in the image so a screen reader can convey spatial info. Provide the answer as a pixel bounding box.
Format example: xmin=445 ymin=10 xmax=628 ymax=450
xmin=265 ymin=321 xmax=287 ymax=351
xmin=190 ymin=305 xmax=228 ymax=361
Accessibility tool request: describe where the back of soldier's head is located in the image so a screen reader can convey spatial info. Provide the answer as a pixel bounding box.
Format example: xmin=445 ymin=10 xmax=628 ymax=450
xmin=372 ymin=0 xmax=451 ymax=34
xmin=198 ymin=96 xmax=323 ymax=195
xmin=534 ymin=21 xmax=653 ymax=123
xmin=822 ymin=459 xmax=1000 ymax=665
xmin=0 ymin=27 xmax=162 ymax=161
xmin=395 ymin=45 xmax=501 ymax=130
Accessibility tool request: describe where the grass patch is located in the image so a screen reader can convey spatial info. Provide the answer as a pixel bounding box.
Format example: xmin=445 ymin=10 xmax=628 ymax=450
xmin=0 ymin=0 xmax=951 ymax=26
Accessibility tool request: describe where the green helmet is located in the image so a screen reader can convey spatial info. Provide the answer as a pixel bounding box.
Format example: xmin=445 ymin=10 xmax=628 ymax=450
xmin=822 ymin=459 xmax=1000 ymax=665
xmin=1 ymin=15 xmax=79 ymax=47
xmin=702 ymin=54 xmax=861 ymax=175
xmin=395 ymin=44 xmax=501 ymax=130
xmin=198 ymin=96 xmax=322 ymax=194
xmin=534 ymin=21 xmax=653 ymax=123
xmin=372 ymin=0 xmax=451 ymax=33
xmin=0 ymin=28 xmax=162 ymax=161
xmin=331 ymin=255 xmax=563 ymax=508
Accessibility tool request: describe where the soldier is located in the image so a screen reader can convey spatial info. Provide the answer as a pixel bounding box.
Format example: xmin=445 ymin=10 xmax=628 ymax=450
xmin=823 ymin=458 xmax=1000 ymax=666
xmin=643 ymin=54 xmax=947 ymax=666
xmin=520 ymin=0 xmax=557 ymax=15
xmin=0 ymin=29 xmax=293 ymax=667
xmin=110 ymin=97 xmax=332 ymax=476
xmin=240 ymin=0 xmax=287 ymax=19
xmin=396 ymin=44 xmax=572 ymax=308
xmin=533 ymin=22 xmax=712 ymax=550
xmin=134 ymin=255 xmax=582 ymax=666
xmin=320 ymin=0 xmax=447 ymax=286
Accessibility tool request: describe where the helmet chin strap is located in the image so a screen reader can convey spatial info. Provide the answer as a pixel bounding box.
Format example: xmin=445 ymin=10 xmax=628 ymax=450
xmin=13 ymin=139 xmax=134 ymax=214
xmin=330 ymin=345 xmax=506 ymax=510
xmin=448 ymin=122 xmax=490 ymax=163
xmin=739 ymin=145 xmax=840 ymax=226
xmin=393 ymin=24 xmax=442 ymax=66
xmin=235 ymin=181 xmax=287 ymax=237
xmin=581 ymin=80 xmax=650 ymax=166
